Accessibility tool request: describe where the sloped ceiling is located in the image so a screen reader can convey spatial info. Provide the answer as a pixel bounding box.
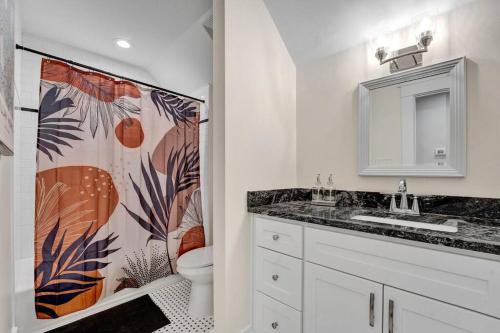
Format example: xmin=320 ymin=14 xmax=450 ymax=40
xmin=20 ymin=0 xmax=212 ymax=95
xmin=264 ymin=0 xmax=476 ymax=64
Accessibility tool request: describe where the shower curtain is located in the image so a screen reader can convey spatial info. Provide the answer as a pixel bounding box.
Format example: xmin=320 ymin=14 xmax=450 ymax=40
xmin=34 ymin=59 xmax=205 ymax=319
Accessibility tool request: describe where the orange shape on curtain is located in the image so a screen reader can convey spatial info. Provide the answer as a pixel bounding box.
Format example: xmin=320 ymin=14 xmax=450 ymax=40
xmin=152 ymin=115 xmax=200 ymax=232
xmin=115 ymin=118 xmax=145 ymax=148
xmin=34 ymin=166 xmax=119 ymax=319
xmin=178 ymin=225 xmax=206 ymax=257
xmin=41 ymin=59 xmax=140 ymax=102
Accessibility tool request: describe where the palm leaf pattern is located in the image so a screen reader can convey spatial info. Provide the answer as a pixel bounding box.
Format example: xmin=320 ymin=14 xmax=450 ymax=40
xmin=35 ymin=220 xmax=119 ymax=319
xmin=174 ymin=189 xmax=203 ymax=241
xmin=41 ymin=60 xmax=141 ymax=138
xmin=53 ymin=82 xmax=140 ymax=138
xmin=122 ymin=145 xmax=200 ymax=273
xmin=37 ymin=85 xmax=82 ymax=161
xmin=35 ymin=178 xmax=94 ymax=241
xmin=115 ymin=245 xmax=171 ymax=293
xmin=151 ymin=90 xmax=198 ymax=125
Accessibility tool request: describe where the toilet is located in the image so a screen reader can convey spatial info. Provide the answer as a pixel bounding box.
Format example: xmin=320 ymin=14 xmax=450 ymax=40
xmin=177 ymin=246 xmax=213 ymax=318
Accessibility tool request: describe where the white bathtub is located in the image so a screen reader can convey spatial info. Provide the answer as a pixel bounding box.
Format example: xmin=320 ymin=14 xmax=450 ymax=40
xmin=14 ymin=257 xmax=183 ymax=333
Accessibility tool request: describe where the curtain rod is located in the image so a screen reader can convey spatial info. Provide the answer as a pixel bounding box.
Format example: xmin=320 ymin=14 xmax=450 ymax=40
xmin=15 ymin=44 xmax=206 ymax=104
xmin=17 ymin=106 xmax=209 ymax=124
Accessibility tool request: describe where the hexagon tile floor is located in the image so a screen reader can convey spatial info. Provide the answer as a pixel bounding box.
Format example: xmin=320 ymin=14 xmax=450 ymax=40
xmin=150 ymin=279 xmax=214 ymax=333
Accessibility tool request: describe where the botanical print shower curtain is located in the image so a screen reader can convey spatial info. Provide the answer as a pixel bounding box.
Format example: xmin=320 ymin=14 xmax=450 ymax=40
xmin=34 ymin=59 xmax=205 ymax=319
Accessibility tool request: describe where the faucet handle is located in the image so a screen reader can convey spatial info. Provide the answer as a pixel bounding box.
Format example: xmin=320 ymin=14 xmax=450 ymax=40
xmin=411 ymin=195 xmax=420 ymax=214
xmin=398 ymin=179 xmax=407 ymax=193
xmin=389 ymin=194 xmax=397 ymax=213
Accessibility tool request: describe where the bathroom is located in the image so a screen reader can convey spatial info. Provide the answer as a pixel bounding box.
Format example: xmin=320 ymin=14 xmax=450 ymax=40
xmin=1 ymin=0 xmax=500 ymax=332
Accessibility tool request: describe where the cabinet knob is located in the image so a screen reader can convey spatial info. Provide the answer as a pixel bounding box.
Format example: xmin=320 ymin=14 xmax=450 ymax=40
xmin=272 ymin=234 xmax=279 ymax=241
xmin=272 ymin=274 xmax=279 ymax=281
xmin=271 ymin=322 xmax=279 ymax=329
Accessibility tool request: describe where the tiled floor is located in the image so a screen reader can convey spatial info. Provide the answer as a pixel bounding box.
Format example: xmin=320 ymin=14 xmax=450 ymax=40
xmin=151 ymin=279 xmax=214 ymax=333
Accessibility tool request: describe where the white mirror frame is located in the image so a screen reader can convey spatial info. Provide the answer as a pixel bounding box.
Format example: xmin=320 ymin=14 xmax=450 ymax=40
xmin=358 ymin=57 xmax=466 ymax=177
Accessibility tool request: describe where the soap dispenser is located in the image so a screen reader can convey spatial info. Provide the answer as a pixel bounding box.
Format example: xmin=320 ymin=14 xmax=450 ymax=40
xmin=312 ymin=174 xmax=322 ymax=201
xmin=325 ymin=173 xmax=335 ymax=202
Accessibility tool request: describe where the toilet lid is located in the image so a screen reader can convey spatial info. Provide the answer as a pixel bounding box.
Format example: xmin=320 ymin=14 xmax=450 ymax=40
xmin=177 ymin=246 xmax=213 ymax=269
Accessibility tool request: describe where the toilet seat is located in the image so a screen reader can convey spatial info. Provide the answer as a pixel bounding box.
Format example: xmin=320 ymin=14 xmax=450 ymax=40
xmin=177 ymin=246 xmax=213 ymax=269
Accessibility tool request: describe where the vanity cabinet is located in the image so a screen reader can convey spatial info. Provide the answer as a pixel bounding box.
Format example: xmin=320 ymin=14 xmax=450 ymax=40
xmin=252 ymin=216 xmax=500 ymax=333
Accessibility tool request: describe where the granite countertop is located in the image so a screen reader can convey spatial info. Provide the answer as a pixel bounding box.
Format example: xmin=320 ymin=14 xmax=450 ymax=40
xmin=247 ymin=189 xmax=500 ymax=256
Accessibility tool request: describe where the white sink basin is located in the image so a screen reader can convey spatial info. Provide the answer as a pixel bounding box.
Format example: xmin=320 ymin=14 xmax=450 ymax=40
xmin=351 ymin=215 xmax=458 ymax=233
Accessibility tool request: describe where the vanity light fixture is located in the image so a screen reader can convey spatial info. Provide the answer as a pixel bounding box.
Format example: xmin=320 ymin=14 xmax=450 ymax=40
xmin=374 ymin=16 xmax=435 ymax=73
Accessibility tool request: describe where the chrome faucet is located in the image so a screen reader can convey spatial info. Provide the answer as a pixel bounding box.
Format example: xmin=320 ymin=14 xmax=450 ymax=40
xmin=390 ymin=179 xmax=420 ymax=215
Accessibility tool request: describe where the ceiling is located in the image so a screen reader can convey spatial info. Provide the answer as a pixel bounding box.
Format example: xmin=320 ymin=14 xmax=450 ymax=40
xmin=19 ymin=0 xmax=212 ymax=95
xmin=264 ymin=0 xmax=475 ymax=64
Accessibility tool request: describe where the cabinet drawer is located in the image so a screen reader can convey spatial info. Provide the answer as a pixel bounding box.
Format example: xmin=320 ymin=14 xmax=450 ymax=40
xmin=255 ymin=247 xmax=303 ymax=310
xmin=255 ymin=217 xmax=303 ymax=258
xmin=384 ymin=286 xmax=500 ymax=333
xmin=305 ymin=227 xmax=500 ymax=318
xmin=254 ymin=292 xmax=301 ymax=333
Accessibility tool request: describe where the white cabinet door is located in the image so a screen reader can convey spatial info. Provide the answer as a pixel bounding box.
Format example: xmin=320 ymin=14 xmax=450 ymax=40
xmin=304 ymin=262 xmax=383 ymax=333
xmin=383 ymin=287 xmax=500 ymax=333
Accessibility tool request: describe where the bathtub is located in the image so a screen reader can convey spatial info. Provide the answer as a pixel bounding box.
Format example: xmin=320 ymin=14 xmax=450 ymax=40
xmin=14 ymin=257 xmax=183 ymax=333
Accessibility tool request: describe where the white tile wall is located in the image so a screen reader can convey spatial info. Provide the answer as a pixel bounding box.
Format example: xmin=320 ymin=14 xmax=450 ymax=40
xmin=13 ymin=46 xmax=40 ymax=261
xmin=13 ymin=107 xmax=37 ymax=260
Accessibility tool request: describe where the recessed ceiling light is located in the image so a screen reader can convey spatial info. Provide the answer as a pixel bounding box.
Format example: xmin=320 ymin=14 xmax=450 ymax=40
xmin=115 ymin=39 xmax=131 ymax=49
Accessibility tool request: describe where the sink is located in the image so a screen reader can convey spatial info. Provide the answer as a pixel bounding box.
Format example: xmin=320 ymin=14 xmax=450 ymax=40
xmin=351 ymin=215 xmax=458 ymax=233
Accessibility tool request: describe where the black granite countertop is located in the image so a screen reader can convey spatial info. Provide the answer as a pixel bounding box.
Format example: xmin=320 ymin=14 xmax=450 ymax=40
xmin=247 ymin=189 xmax=500 ymax=256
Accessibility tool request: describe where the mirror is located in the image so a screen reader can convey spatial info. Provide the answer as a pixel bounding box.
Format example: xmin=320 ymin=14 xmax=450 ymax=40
xmin=358 ymin=57 xmax=466 ymax=177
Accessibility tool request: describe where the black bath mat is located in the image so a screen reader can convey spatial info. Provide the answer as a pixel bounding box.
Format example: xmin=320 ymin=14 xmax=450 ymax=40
xmin=46 ymin=295 xmax=170 ymax=333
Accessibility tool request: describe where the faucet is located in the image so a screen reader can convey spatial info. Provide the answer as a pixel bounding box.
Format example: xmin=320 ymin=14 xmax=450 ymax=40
xmin=390 ymin=178 xmax=420 ymax=215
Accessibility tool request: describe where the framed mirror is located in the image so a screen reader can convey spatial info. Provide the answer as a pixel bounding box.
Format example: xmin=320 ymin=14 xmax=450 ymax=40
xmin=358 ymin=57 xmax=466 ymax=177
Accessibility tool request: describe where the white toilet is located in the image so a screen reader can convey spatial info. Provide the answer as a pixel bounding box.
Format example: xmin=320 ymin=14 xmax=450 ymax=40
xmin=177 ymin=246 xmax=213 ymax=318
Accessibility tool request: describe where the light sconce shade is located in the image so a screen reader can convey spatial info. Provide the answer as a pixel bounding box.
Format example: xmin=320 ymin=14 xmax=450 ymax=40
xmin=375 ymin=47 xmax=388 ymax=63
xmin=374 ymin=16 xmax=436 ymax=73
xmin=416 ymin=16 xmax=436 ymax=39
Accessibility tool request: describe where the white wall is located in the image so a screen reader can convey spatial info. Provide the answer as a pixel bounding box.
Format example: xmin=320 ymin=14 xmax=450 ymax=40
xmin=297 ymin=0 xmax=500 ymax=198
xmin=212 ymin=1 xmax=226 ymax=332
xmin=0 ymin=156 xmax=14 ymax=333
xmin=149 ymin=11 xmax=213 ymax=97
xmin=213 ymin=0 xmax=297 ymax=331
xmin=0 ymin=1 xmax=20 ymax=331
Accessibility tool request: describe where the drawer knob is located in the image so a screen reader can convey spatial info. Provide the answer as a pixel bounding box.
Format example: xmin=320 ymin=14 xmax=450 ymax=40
xmin=271 ymin=322 xmax=279 ymax=329
xmin=272 ymin=234 xmax=279 ymax=241
xmin=272 ymin=274 xmax=279 ymax=281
